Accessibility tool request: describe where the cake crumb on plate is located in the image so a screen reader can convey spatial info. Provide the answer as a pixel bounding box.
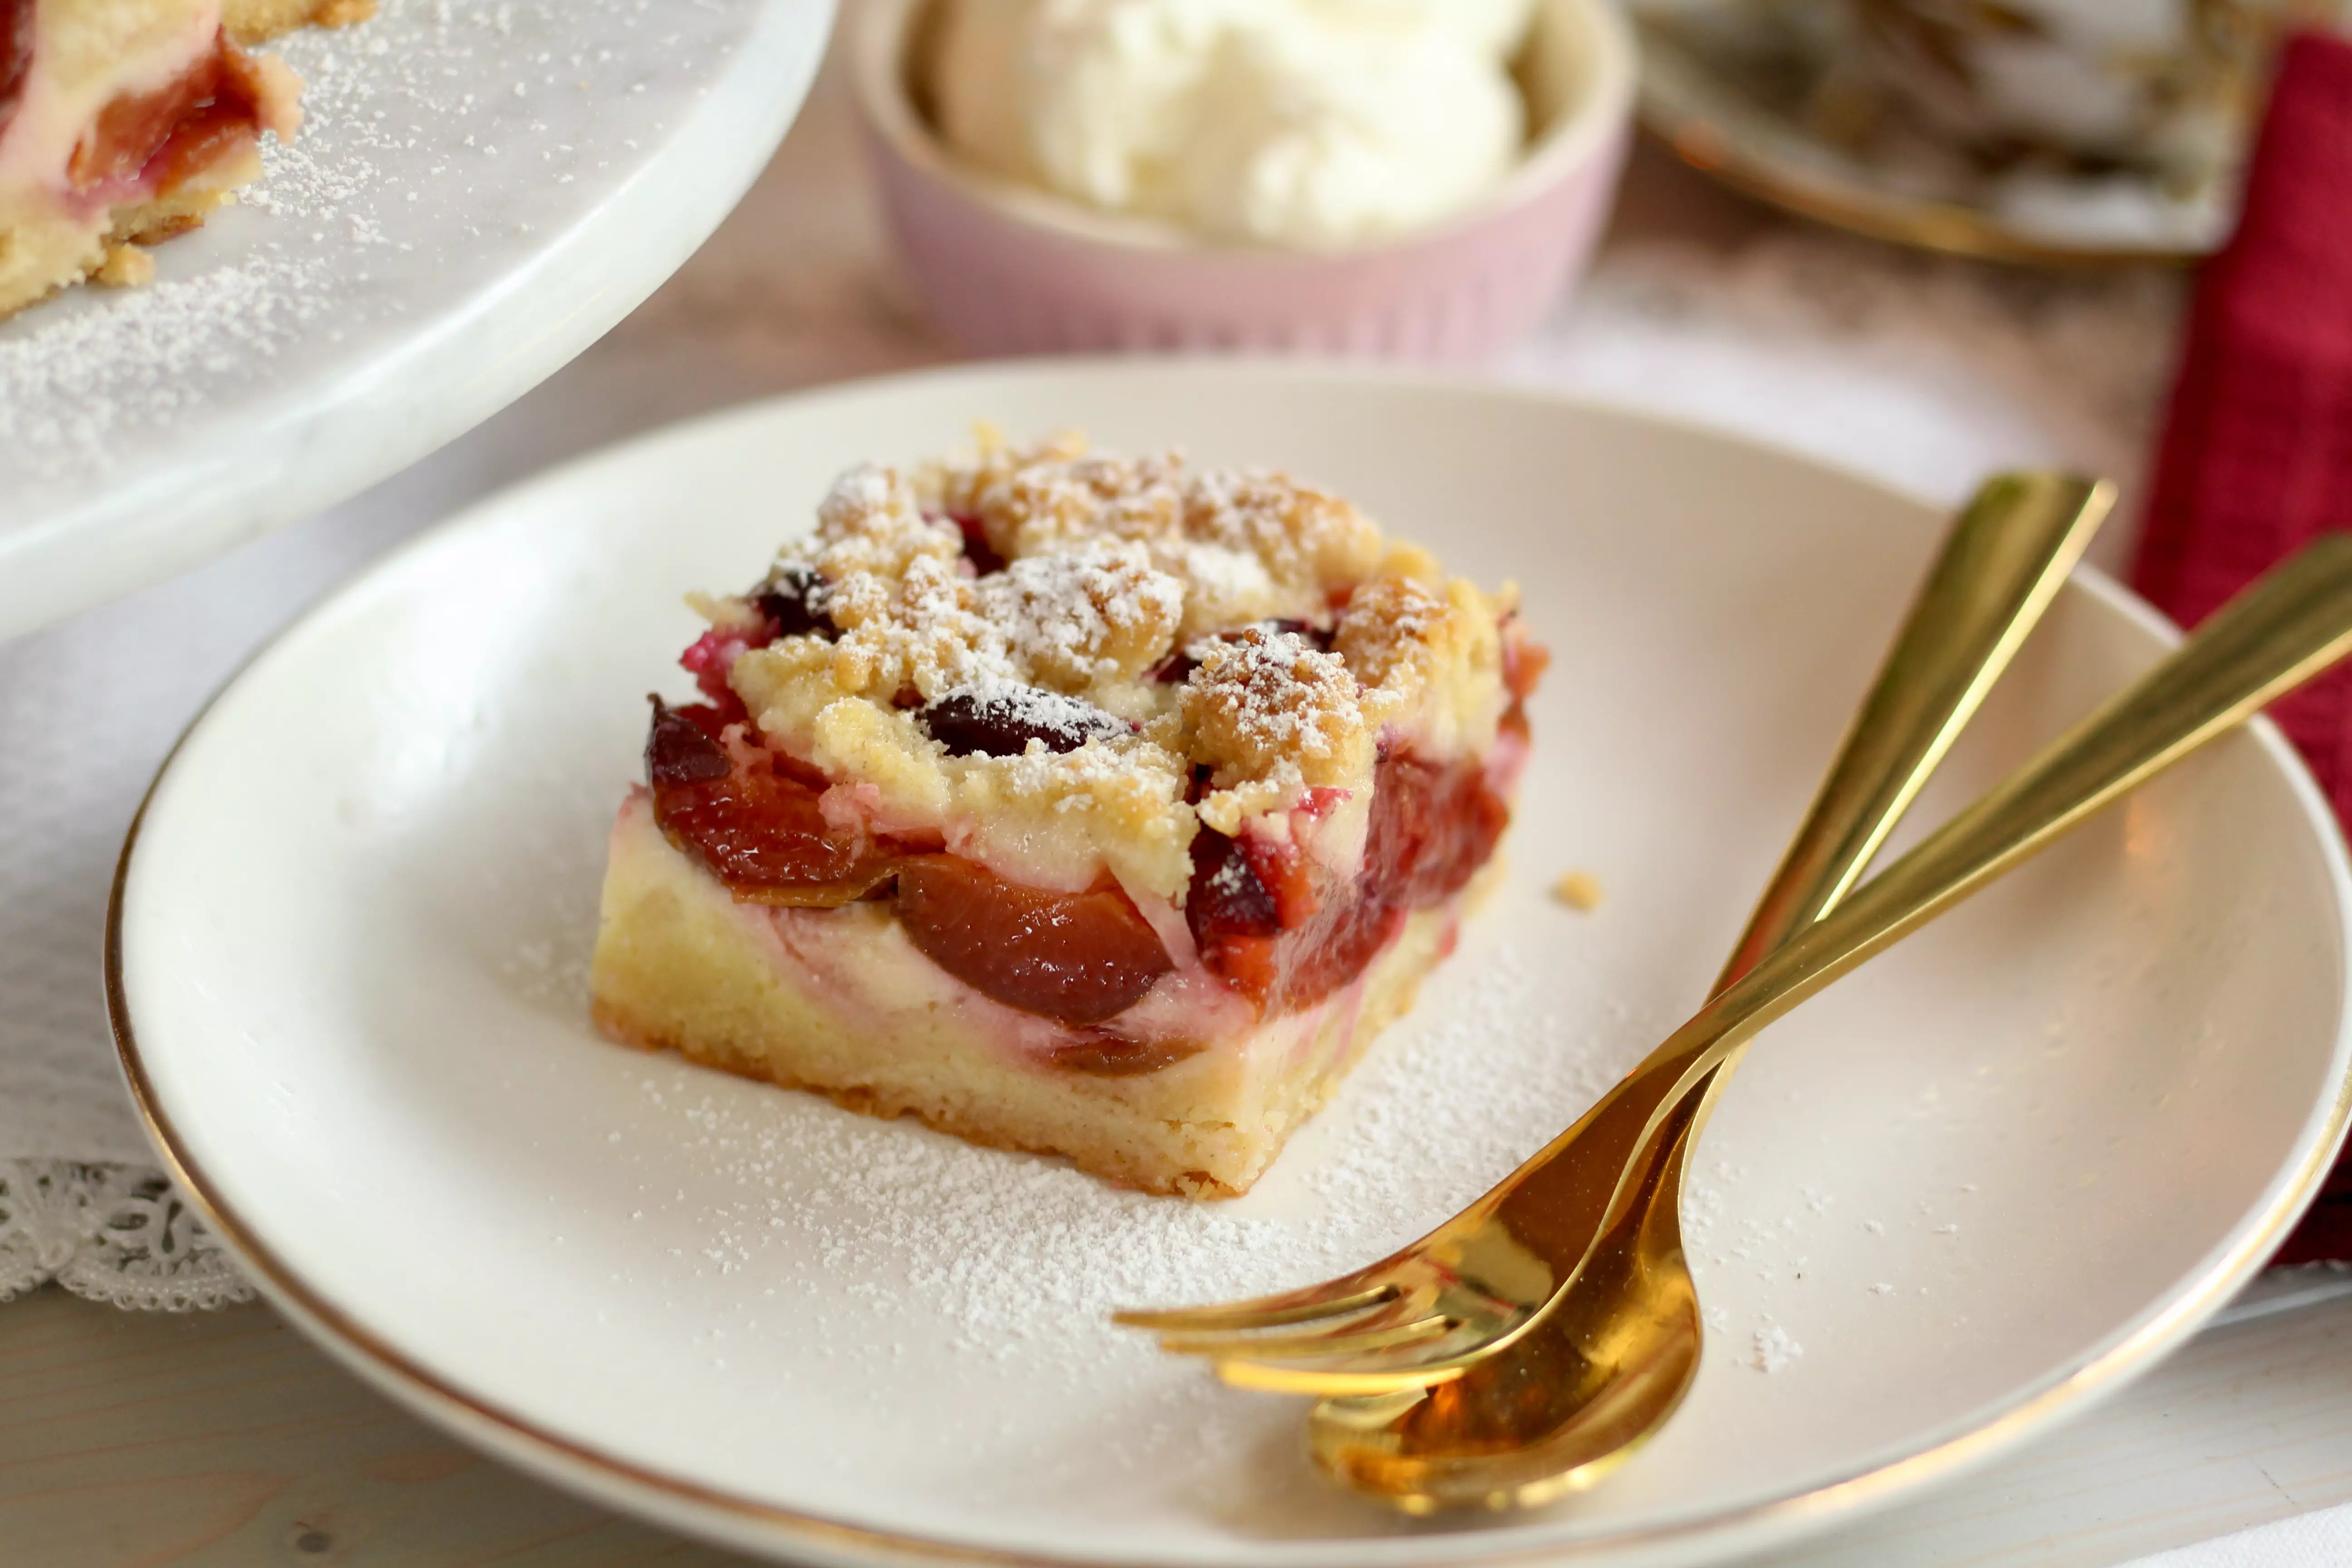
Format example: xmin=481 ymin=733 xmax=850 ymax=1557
xmin=1552 ymin=869 xmax=1603 ymax=910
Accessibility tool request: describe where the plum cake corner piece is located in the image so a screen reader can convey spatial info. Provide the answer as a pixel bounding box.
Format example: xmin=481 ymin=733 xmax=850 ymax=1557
xmin=0 ymin=0 xmax=374 ymax=320
xmin=588 ymin=432 xmax=1548 ymax=1198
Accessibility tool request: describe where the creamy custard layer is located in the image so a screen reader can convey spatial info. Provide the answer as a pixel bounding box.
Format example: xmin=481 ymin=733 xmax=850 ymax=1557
xmin=592 ymin=792 xmax=1491 ymax=1196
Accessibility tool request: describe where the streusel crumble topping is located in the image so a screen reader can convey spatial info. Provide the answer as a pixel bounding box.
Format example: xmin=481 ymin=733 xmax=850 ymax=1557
xmin=716 ymin=432 xmax=1522 ymax=902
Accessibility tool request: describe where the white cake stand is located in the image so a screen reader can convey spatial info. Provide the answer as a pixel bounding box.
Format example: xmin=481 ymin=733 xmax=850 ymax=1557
xmin=0 ymin=0 xmax=835 ymax=638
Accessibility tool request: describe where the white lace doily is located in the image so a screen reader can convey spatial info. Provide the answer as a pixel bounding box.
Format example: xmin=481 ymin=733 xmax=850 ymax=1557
xmin=0 ymin=223 xmax=2180 ymax=1309
xmin=0 ymin=1161 xmax=252 ymax=1309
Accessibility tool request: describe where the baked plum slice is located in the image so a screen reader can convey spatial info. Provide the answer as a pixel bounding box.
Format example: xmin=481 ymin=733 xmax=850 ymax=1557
xmin=647 ymin=701 xmax=1175 ymax=1025
xmin=919 ymin=686 xmax=1131 ymax=757
xmin=646 ymin=700 xmax=900 ymax=905
xmin=1185 ymin=743 xmax=1510 ymax=1014
xmin=895 ymin=857 xmax=1173 ymax=1027
xmin=0 ymin=0 xmax=33 ymax=138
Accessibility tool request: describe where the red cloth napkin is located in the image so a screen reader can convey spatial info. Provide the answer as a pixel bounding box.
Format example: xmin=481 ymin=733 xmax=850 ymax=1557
xmin=2130 ymin=31 xmax=2352 ymax=1266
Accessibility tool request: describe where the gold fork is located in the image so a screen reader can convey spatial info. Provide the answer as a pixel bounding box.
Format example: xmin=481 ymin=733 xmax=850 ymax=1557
xmin=1304 ymin=470 xmax=2107 ymax=1508
xmin=1115 ymin=471 xmax=2112 ymax=1389
xmin=1119 ymin=499 xmax=2352 ymax=1420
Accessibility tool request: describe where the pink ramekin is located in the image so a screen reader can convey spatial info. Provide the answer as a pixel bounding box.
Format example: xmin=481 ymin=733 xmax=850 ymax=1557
xmin=854 ymin=0 xmax=1637 ymax=363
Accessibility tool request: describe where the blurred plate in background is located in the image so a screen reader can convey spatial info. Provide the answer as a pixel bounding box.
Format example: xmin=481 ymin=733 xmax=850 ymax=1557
xmin=0 ymin=0 xmax=835 ymax=640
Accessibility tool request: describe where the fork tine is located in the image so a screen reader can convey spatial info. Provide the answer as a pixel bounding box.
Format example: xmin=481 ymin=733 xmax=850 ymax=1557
xmin=1110 ymin=1280 xmax=1396 ymax=1335
xmin=1156 ymin=1308 xmax=1454 ymax=1362
xmin=1212 ymin=1319 xmax=1514 ymax=1396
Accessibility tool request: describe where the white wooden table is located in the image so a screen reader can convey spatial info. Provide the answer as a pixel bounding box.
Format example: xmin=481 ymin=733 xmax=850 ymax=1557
xmin=10 ymin=1280 xmax=2352 ymax=1566
xmin=8 ymin=32 xmax=2348 ymax=1568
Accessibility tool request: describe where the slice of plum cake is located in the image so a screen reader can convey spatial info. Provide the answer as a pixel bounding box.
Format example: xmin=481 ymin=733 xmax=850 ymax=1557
xmin=0 ymin=0 xmax=372 ymax=318
xmin=588 ymin=431 xmax=1546 ymax=1197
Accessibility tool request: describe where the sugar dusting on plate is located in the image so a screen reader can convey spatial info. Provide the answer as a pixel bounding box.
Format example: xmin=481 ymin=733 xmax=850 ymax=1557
xmin=0 ymin=258 xmax=331 ymax=471
xmin=614 ymin=941 xmax=1633 ymax=1375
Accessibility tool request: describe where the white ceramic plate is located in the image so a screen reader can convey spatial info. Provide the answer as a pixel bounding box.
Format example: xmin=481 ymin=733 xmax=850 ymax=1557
xmin=0 ymin=0 xmax=834 ymax=639
xmin=111 ymin=365 xmax=2352 ymax=1568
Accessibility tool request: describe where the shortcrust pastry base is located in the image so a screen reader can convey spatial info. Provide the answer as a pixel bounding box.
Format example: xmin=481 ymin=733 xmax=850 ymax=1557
xmin=221 ymin=0 xmax=375 ymax=43
xmin=589 ymin=796 xmax=1493 ymax=1197
xmin=0 ymin=151 xmax=256 ymax=316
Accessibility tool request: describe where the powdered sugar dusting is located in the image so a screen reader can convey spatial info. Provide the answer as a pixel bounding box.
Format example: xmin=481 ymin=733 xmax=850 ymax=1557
xmin=1188 ymin=627 xmax=1357 ymax=764
xmin=979 ymin=542 xmax=1184 ymax=687
xmin=617 ymin=943 xmax=1625 ymax=1370
xmin=1181 ymin=625 xmax=1372 ymax=823
xmin=0 ymin=257 xmax=330 ymax=468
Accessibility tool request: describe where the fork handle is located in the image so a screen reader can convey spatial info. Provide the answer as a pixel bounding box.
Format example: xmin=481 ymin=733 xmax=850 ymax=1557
xmin=1680 ymin=474 xmax=2108 ymax=1163
xmin=1700 ymin=531 xmax=2352 ymax=1069
xmin=1491 ymin=534 xmax=2352 ymax=1236
xmin=1714 ymin=472 xmax=2113 ymax=992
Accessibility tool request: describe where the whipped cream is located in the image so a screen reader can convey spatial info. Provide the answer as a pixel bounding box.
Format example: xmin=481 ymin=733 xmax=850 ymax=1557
xmin=930 ymin=0 xmax=1539 ymax=248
